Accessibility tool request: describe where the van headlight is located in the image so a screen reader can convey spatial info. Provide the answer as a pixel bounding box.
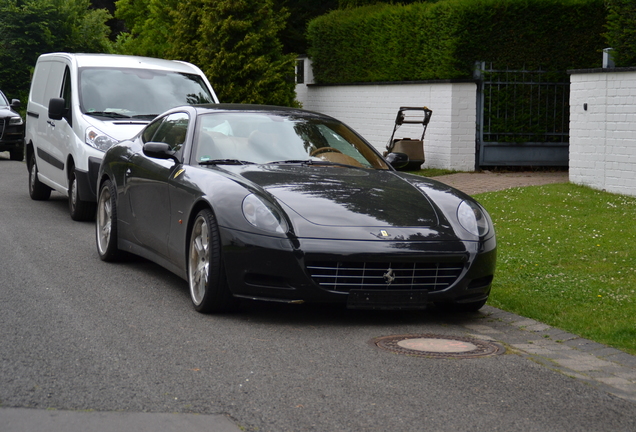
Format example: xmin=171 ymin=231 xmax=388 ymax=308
xmin=86 ymin=126 xmax=118 ymax=151
xmin=457 ymin=200 xmax=490 ymax=237
xmin=242 ymin=194 xmax=288 ymax=234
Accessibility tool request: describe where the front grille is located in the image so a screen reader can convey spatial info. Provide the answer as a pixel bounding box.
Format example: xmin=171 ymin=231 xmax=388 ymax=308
xmin=307 ymin=261 xmax=464 ymax=293
xmin=0 ymin=119 xmax=5 ymax=139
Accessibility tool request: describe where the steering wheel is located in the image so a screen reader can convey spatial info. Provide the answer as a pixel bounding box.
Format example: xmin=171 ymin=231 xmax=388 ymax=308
xmin=310 ymin=147 xmax=343 ymax=157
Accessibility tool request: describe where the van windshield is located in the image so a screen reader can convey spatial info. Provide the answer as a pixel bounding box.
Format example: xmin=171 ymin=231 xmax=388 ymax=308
xmin=79 ymin=67 xmax=214 ymax=120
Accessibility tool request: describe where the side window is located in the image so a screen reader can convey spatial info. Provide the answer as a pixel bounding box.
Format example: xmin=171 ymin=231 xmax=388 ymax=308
xmin=142 ymin=118 xmax=163 ymax=144
xmin=149 ymin=112 xmax=190 ymax=152
xmin=61 ymin=67 xmax=73 ymax=126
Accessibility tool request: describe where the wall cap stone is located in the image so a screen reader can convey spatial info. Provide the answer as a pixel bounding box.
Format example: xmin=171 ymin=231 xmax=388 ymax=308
xmin=568 ymin=67 xmax=636 ymax=75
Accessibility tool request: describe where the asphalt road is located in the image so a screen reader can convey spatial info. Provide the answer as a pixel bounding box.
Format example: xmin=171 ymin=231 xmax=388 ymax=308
xmin=1 ymin=155 xmax=635 ymax=431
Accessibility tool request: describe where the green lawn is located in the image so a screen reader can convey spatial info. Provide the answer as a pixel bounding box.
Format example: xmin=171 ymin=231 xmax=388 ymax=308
xmin=475 ymin=183 xmax=636 ymax=355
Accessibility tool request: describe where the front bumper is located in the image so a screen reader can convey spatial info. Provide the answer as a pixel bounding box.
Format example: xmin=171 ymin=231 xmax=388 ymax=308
xmin=75 ymin=156 xmax=102 ymax=202
xmin=221 ymin=228 xmax=496 ymax=309
xmin=0 ymin=135 xmax=24 ymax=152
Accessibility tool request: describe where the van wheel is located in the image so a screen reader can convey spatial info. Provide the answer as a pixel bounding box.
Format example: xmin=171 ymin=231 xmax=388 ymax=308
xmin=69 ymin=170 xmax=96 ymax=221
xmin=28 ymin=153 xmax=51 ymax=200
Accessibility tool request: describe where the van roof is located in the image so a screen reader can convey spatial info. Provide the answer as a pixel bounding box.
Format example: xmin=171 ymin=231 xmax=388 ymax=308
xmin=38 ymin=53 xmax=202 ymax=74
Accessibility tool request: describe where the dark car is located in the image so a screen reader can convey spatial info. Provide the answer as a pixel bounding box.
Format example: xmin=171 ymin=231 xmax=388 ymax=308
xmin=0 ymin=90 xmax=24 ymax=161
xmin=96 ymin=104 xmax=496 ymax=313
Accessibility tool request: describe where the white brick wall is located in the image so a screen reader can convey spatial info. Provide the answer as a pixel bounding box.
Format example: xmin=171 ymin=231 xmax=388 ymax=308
xmin=295 ymin=59 xmax=477 ymax=171
xmin=570 ymin=70 xmax=636 ymax=197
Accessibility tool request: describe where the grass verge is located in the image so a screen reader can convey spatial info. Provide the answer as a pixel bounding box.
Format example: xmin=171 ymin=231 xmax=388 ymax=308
xmin=406 ymin=168 xmax=461 ymax=177
xmin=475 ymin=183 xmax=636 ymax=355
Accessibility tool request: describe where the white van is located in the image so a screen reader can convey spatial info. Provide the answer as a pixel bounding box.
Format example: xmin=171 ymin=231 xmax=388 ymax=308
xmin=25 ymin=53 xmax=219 ymax=220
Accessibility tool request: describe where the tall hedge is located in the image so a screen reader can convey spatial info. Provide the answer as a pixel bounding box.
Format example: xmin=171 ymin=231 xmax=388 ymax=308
xmin=605 ymin=0 xmax=636 ymax=67
xmin=307 ymin=0 xmax=606 ymax=84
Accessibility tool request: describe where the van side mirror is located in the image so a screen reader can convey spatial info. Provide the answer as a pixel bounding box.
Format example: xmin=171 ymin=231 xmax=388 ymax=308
xmin=143 ymin=142 xmax=180 ymax=164
xmin=10 ymin=99 xmax=21 ymax=110
xmin=385 ymin=152 xmax=410 ymax=170
xmin=48 ymin=98 xmax=66 ymax=120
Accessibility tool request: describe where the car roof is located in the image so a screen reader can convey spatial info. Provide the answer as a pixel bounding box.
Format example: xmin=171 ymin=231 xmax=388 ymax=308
xmin=192 ymin=103 xmax=332 ymax=119
xmin=38 ymin=53 xmax=202 ymax=74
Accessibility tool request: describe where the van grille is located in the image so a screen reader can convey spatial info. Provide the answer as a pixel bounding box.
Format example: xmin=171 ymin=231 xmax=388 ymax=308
xmin=306 ymin=261 xmax=464 ymax=293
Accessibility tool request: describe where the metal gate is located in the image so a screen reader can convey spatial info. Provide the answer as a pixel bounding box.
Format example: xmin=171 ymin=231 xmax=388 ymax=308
xmin=475 ymin=62 xmax=570 ymax=167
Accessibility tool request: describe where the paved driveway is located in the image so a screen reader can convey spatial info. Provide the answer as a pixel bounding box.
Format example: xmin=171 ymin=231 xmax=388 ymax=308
xmin=0 ymin=158 xmax=633 ymax=432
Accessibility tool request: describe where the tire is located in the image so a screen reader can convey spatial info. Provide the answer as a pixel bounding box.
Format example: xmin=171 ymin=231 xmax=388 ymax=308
xmin=69 ymin=169 xmax=96 ymax=221
xmin=28 ymin=152 xmax=51 ymax=201
xmin=10 ymin=148 xmax=24 ymax=161
xmin=96 ymin=179 xmax=122 ymax=262
xmin=188 ymin=208 xmax=236 ymax=313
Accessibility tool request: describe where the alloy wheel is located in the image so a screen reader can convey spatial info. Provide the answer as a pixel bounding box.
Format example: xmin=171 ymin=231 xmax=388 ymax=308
xmin=189 ymin=215 xmax=210 ymax=306
xmin=96 ymin=186 xmax=112 ymax=255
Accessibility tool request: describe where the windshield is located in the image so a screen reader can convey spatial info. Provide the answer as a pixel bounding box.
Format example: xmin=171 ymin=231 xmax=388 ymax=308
xmin=193 ymin=112 xmax=389 ymax=169
xmin=79 ymin=67 xmax=214 ymax=119
xmin=0 ymin=92 xmax=9 ymax=107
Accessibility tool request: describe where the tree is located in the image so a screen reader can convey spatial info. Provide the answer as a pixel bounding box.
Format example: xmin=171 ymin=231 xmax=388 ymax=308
xmin=605 ymin=0 xmax=636 ymax=67
xmin=90 ymin=0 xmax=126 ymax=40
xmin=276 ymin=0 xmax=339 ymax=54
xmin=112 ymin=0 xmax=176 ymax=57
xmin=0 ymin=0 xmax=111 ymax=100
xmin=169 ymin=0 xmax=299 ymax=106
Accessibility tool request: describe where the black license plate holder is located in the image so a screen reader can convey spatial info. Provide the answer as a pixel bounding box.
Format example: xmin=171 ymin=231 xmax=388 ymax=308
xmin=347 ymin=289 xmax=428 ymax=310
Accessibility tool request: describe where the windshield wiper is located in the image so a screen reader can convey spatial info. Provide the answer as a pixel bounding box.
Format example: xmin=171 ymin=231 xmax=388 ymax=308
xmin=199 ymin=159 xmax=255 ymax=166
xmin=269 ymin=159 xmax=366 ymax=169
xmin=268 ymin=159 xmax=314 ymax=165
xmin=85 ymin=111 xmax=132 ymax=119
xmin=132 ymin=114 xmax=158 ymax=120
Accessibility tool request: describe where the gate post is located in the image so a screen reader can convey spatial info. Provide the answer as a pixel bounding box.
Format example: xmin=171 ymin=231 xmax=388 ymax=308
xmin=473 ymin=61 xmax=486 ymax=170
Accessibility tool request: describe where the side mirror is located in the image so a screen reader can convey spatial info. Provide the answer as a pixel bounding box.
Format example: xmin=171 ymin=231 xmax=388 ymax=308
xmin=385 ymin=152 xmax=410 ymax=170
xmin=143 ymin=142 xmax=180 ymax=164
xmin=10 ymin=99 xmax=21 ymax=110
xmin=48 ymin=98 xmax=66 ymax=120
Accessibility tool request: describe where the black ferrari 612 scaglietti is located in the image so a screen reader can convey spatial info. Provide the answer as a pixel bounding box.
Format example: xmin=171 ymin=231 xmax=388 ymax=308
xmin=96 ymin=104 xmax=496 ymax=313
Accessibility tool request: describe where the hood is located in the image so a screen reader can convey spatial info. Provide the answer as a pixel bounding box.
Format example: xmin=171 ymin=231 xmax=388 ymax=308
xmin=83 ymin=116 xmax=149 ymax=141
xmin=236 ymin=165 xmax=440 ymax=229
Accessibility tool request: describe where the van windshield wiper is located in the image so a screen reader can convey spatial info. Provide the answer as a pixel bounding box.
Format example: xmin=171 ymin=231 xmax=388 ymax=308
xmin=199 ymin=159 xmax=255 ymax=166
xmin=85 ymin=111 xmax=131 ymax=119
xmin=132 ymin=114 xmax=158 ymax=120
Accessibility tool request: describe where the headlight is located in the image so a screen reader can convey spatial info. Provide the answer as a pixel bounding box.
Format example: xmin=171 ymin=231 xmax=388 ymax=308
xmin=242 ymin=194 xmax=288 ymax=234
xmin=86 ymin=126 xmax=118 ymax=151
xmin=9 ymin=116 xmax=23 ymax=126
xmin=457 ymin=200 xmax=490 ymax=237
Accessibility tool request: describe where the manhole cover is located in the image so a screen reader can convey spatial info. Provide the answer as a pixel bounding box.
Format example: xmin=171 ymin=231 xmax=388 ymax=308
xmin=372 ymin=334 xmax=505 ymax=359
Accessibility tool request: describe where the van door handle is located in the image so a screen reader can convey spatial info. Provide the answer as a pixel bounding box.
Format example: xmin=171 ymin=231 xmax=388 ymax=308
xmin=47 ymin=120 xmax=55 ymax=128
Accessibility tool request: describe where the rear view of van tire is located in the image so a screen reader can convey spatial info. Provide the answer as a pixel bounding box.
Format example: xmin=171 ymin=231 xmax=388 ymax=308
xmin=68 ymin=170 xmax=96 ymax=221
xmin=28 ymin=153 xmax=52 ymax=201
